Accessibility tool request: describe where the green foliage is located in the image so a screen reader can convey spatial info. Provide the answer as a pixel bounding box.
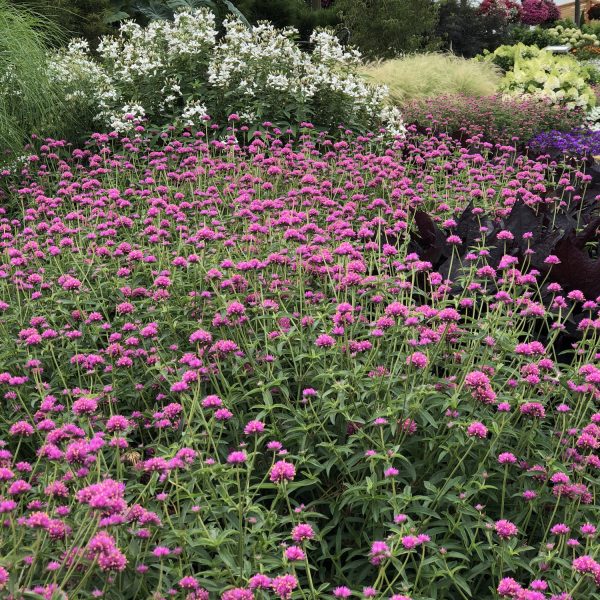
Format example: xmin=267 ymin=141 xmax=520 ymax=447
xmin=0 ymin=0 xmax=73 ymax=161
xmin=334 ymin=0 xmax=439 ymax=59
xmin=235 ymin=0 xmax=339 ymax=40
xmin=106 ymin=0 xmax=251 ymax=28
xmin=510 ymin=23 xmax=557 ymax=48
xmin=10 ymin=0 xmax=112 ymax=45
xmin=234 ymin=0 xmax=339 ymax=41
xmin=360 ymin=53 xmax=502 ymax=104
xmin=436 ymin=0 xmax=513 ymax=58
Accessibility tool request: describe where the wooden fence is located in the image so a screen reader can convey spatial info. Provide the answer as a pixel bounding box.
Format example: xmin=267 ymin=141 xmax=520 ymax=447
xmin=558 ymin=0 xmax=593 ymax=21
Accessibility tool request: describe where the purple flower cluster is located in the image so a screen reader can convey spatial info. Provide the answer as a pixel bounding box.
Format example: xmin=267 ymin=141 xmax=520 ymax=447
xmin=529 ymin=128 xmax=600 ymax=158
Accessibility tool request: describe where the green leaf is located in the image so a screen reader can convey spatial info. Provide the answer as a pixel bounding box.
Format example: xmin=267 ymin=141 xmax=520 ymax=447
xmin=103 ymin=10 xmax=130 ymax=23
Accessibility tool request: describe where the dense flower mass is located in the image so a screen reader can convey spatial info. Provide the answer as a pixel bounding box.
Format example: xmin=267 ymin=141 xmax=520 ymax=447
xmin=529 ymin=128 xmax=600 ymax=157
xmin=0 ymin=120 xmax=597 ymax=599
xmin=46 ymin=9 xmax=404 ymax=135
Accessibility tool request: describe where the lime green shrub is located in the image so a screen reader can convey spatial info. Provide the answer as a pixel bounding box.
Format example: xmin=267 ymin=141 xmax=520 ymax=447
xmin=481 ymin=43 xmax=596 ymax=109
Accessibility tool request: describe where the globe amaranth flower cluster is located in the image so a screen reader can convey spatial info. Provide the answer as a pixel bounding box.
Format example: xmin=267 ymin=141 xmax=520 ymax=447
xmin=0 ymin=121 xmax=597 ymax=598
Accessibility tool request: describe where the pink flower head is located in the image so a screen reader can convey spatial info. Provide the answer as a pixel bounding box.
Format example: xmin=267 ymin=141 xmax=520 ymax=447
xmin=498 ymin=452 xmax=517 ymax=464
xmin=369 ymin=540 xmax=391 ymax=565
xmin=406 ymin=351 xmax=428 ymax=368
xmin=269 ymin=460 xmax=296 ymax=483
xmin=495 ymin=519 xmax=518 ymax=539
xmin=284 ymin=545 xmax=306 ymax=561
xmin=315 ymin=334 xmax=336 ymax=348
xmin=179 ymin=576 xmax=199 ymax=590
xmin=467 ymin=422 xmax=488 ymax=439
xmin=248 ymin=574 xmax=271 ymax=590
xmin=227 ymin=451 xmax=247 ymax=465
xmin=291 ymin=523 xmax=315 ymax=542
xmin=333 ymin=587 xmax=352 ymax=598
xmin=221 ymin=588 xmax=254 ymax=600
xmin=498 ymin=578 xmax=522 ymax=596
xmin=244 ymin=420 xmax=265 ymax=435
xmin=271 ymin=574 xmax=297 ymax=600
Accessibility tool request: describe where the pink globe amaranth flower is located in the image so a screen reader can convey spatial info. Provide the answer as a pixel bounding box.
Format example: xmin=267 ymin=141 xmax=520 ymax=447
xmin=291 ymin=523 xmax=315 ymax=542
xmin=333 ymin=587 xmax=352 ymax=598
xmin=406 ymin=351 xmax=428 ymax=368
xmin=284 ymin=545 xmax=306 ymax=561
xmin=498 ymin=577 xmax=522 ymax=596
xmin=190 ymin=328 xmax=212 ymax=345
xmin=214 ymin=408 xmax=233 ymax=421
xmin=369 ymin=540 xmax=391 ymax=565
xmin=227 ymin=451 xmax=247 ymax=464
xmin=315 ymin=333 xmax=336 ymax=347
xmin=244 ymin=420 xmax=265 ymax=435
xmin=221 ymin=588 xmax=254 ymax=600
xmin=581 ymin=523 xmax=597 ymax=536
xmin=467 ymin=422 xmax=488 ymax=439
xmin=106 ymin=415 xmax=129 ymax=432
xmin=152 ymin=546 xmax=171 ymax=557
xmin=550 ymin=523 xmax=570 ymax=536
xmin=248 ymin=574 xmax=271 ymax=590
xmin=498 ymin=452 xmax=517 ymax=464
xmin=271 ymin=574 xmax=298 ymax=600
xmin=401 ymin=535 xmax=419 ymax=549
xmin=72 ymin=397 xmax=98 ymax=415
xmin=362 ymin=588 xmax=377 ymax=598
xmin=520 ymin=402 xmax=545 ymax=418
xmin=179 ymin=576 xmax=199 ymax=590
xmin=9 ymin=421 xmax=34 ymax=436
xmin=529 ymin=580 xmax=547 ymax=591
xmin=0 ymin=566 xmax=8 ymax=588
xmin=572 ymin=555 xmax=599 ymax=574
xmin=269 ymin=460 xmax=296 ymax=484
xmin=188 ymin=589 xmax=210 ymax=600
xmin=202 ymin=395 xmax=223 ymax=408
xmin=495 ymin=519 xmax=518 ymax=539
xmin=390 ymin=595 xmax=412 ymax=600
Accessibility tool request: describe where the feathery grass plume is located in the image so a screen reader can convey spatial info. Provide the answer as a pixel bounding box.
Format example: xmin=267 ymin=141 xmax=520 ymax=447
xmin=0 ymin=0 xmax=67 ymax=162
xmin=360 ymin=53 xmax=502 ymax=104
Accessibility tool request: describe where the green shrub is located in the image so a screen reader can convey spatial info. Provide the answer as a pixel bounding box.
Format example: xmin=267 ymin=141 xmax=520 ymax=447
xmin=546 ymin=23 xmax=599 ymax=48
xmin=479 ymin=42 xmax=543 ymax=72
xmin=360 ymin=53 xmax=501 ymax=103
xmin=436 ymin=0 xmax=512 ymax=58
xmin=335 ymin=0 xmax=439 ymax=59
xmin=510 ymin=23 xmax=557 ymax=47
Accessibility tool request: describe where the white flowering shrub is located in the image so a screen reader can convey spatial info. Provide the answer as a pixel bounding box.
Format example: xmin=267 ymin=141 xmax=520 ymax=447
xmin=585 ymin=105 xmax=600 ymax=130
xmin=47 ymin=40 xmax=120 ymax=133
xmin=206 ymin=20 xmax=391 ymax=130
xmin=47 ymin=9 xmax=403 ymax=135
